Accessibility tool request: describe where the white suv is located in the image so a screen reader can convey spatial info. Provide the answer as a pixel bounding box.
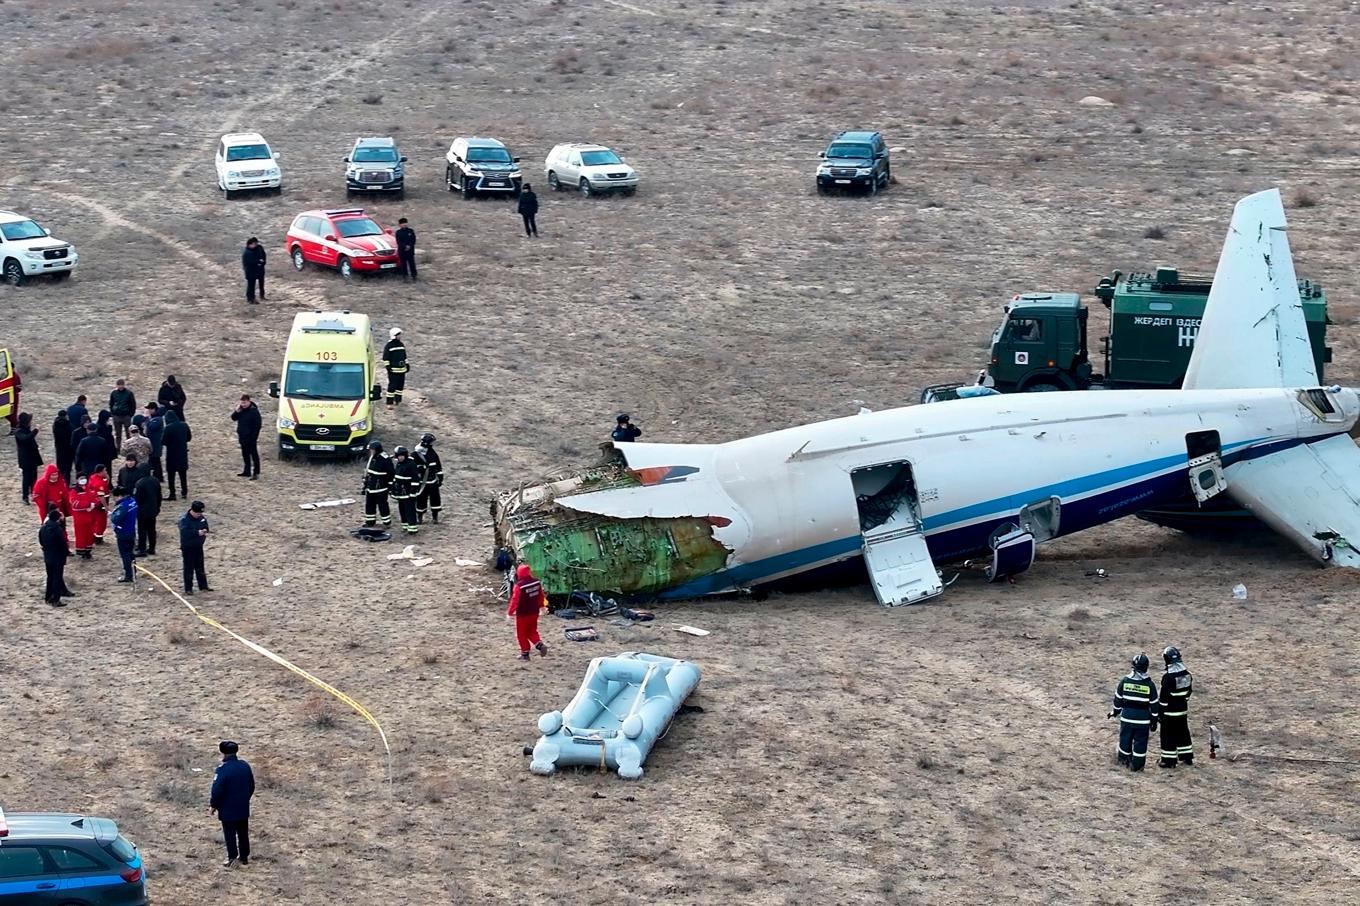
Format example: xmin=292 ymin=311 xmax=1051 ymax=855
xmin=216 ymin=132 xmax=282 ymax=198
xmin=544 ymin=143 xmax=638 ymax=197
xmin=0 ymin=210 xmax=79 ymax=285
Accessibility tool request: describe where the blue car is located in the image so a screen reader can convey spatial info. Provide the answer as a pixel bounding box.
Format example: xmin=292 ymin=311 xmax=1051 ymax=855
xmin=0 ymin=809 xmax=148 ymax=905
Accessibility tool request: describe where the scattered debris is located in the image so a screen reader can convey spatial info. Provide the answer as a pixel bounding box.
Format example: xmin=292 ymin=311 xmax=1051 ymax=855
xmin=1084 ymin=568 xmax=1108 ymax=579
xmin=388 ymin=545 xmax=417 ymax=561
xmin=350 ymin=527 xmax=391 ymax=543
xmin=674 ymin=625 xmax=709 ymax=637
xmin=300 ymin=497 xmax=356 ymax=510
xmin=564 ymin=625 xmax=600 ymax=641
xmin=1232 ymin=583 xmax=1248 ymax=600
xmin=272 ymin=578 xmax=284 ymax=587
xmin=411 ymin=558 xmax=434 ymax=568
xmin=621 ymin=608 xmax=655 ymax=622
xmin=1225 ymin=148 xmax=1256 ymax=157
xmin=454 ymin=557 xmax=481 ymax=567
xmin=1078 ymin=95 xmax=1115 ymax=107
xmin=1209 ymin=725 xmax=1222 ymax=759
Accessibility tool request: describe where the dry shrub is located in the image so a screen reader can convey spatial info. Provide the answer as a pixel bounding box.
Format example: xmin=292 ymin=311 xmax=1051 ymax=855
xmin=302 ymin=694 xmax=339 ymax=729
xmin=362 ymin=94 xmax=383 ymax=105
xmin=64 ymin=38 xmax=148 ymax=62
xmin=1292 ymin=188 xmax=1318 ymax=208
xmin=156 ymin=779 xmax=200 ymax=806
xmin=1143 ymin=226 xmax=1167 ymax=240
xmin=420 ymin=650 xmax=440 ymax=665
xmin=421 ymin=777 xmax=452 ymax=803
xmin=807 ymin=84 xmax=836 ymax=103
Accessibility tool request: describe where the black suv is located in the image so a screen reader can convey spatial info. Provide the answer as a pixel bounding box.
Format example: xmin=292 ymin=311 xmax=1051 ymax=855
xmin=0 ymin=809 xmax=148 ymax=905
xmin=815 ymin=130 xmax=890 ymax=195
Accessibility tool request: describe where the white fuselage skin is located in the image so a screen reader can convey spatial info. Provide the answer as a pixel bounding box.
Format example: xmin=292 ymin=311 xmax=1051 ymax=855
xmin=576 ymin=387 xmax=1359 ymax=597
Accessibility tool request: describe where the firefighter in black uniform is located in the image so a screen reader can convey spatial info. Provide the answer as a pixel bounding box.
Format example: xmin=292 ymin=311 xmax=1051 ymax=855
xmin=413 ymin=432 xmax=444 ymax=523
xmin=361 ymin=440 xmax=394 ymax=528
xmin=382 ymin=328 xmax=408 ymax=408
xmin=1158 ymin=646 xmax=1194 ymax=767
xmin=395 ymin=218 xmax=417 ymax=282
xmin=1109 ymin=652 xmax=1159 ymax=772
xmin=390 ymin=446 xmax=422 ymax=534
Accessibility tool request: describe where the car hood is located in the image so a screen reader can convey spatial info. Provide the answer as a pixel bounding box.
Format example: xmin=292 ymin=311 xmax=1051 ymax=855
xmin=468 ymin=161 xmax=519 ymax=173
xmin=581 ymin=162 xmax=636 ymax=176
xmin=340 ymin=234 xmax=397 ymax=254
xmin=226 ymin=158 xmax=276 ymax=168
xmin=350 ymin=161 xmax=402 ymax=171
xmin=822 ymin=158 xmax=874 ymax=168
xmin=5 ymin=235 xmax=73 ymax=251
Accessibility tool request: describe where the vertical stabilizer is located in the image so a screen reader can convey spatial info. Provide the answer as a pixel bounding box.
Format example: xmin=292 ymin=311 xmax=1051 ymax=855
xmin=1182 ymin=188 xmax=1317 ymax=390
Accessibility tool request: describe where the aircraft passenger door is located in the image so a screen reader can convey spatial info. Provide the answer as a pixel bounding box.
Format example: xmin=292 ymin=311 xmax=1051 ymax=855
xmin=852 ymin=461 xmax=943 ymax=606
xmin=1187 ymin=430 xmax=1227 ymax=503
xmin=0 ymin=348 xmax=15 ymax=426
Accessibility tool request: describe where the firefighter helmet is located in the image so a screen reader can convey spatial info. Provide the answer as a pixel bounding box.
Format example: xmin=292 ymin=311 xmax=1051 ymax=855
xmin=393 ymin=445 xmax=409 ymax=457
xmin=1131 ymin=653 xmax=1150 ymax=673
xmin=368 ymin=440 xmax=383 ymax=451
xmin=420 ymin=432 xmax=435 ymax=445
xmin=1162 ymin=646 xmax=1182 ymax=665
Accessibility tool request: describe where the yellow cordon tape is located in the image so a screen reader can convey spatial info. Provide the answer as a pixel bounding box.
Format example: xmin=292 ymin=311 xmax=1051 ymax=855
xmin=135 ymin=563 xmax=393 ymax=785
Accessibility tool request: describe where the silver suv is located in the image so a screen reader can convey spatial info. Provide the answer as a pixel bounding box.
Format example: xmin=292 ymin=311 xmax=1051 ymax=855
xmin=445 ymin=137 xmax=522 ymax=198
xmin=345 ymin=137 xmax=406 ymax=197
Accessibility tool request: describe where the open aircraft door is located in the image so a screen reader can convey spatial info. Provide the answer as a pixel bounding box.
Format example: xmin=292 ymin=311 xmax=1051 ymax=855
xmin=0 ymin=349 xmax=15 ymax=426
xmin=852 ymin=461 xmax=943 ymax=606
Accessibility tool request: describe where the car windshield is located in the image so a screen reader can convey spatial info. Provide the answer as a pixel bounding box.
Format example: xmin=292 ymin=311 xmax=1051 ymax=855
xmin=468 ymin=147 xmax=512 ymax=163
xmin=284 ymin=362 xmax=365 ymax=400
xmin=0 ymin=220 xmax=45 ymax=241
xmin=581 ymin=150 xmax=622 ymax=166
xmin=335 ymin=218 xmax=383 ymax=238
xmin=353 ymin=147 xmax=398 ymax=163
xmin=226 ymin=144 xmax=272 ymax=161
xmin=826 ymin=143 xmax=873 ymax=160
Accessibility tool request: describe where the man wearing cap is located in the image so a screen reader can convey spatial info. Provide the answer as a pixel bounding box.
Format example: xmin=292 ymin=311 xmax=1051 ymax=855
xmin=179 ymin=500 xmax=211 ymax=595
xmin=395 ymin=217 xmax=417 ymax=282
xmin=242 ymin=236 xmax=267 ymax=304
xmin=210 ymin=740 xmax=255 ymax=868
xmin=381 ymin=327 xmax=408 ymax=408
xmin=611 ymin=413 xmax=642 ymax=443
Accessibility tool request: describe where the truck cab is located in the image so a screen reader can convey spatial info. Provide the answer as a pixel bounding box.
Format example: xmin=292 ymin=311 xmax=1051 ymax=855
xmin=986 ymin=292 xmax=1091 ymax=392
xmin=268 ymin=311 xmax=381 ymax=459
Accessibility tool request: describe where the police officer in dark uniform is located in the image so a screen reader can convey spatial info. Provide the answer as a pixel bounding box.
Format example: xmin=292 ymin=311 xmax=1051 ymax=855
xmin=1158 ymin=646 xmax=1194 ymax=767
xmin=611 ymin=413 xmax=641 ymax=443
xmin=391 ymin=446 xmax=422 ymax=534
xmin=362 ymin=440 xmax=394 ymax=528
xmin=413 ymin=432 xmax=443 ymax=523
xmin=395 ymin=218 xmax=417 ymax=282
xmin=1109 ymin=653 xmax=1159 ymax=772
xmin=382 ymin=328 xmax=408 ymax=408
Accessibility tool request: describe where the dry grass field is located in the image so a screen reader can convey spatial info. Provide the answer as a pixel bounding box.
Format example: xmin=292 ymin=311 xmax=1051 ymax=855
xmin=4 ymin=0 xmax=1360 ymax=903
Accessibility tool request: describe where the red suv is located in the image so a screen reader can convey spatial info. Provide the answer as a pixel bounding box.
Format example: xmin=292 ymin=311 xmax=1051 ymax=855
xmin=286 ymin=208 xmax=400 ymax=278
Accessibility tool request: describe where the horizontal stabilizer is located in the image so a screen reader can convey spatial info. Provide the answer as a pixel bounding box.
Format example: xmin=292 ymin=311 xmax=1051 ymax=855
xmin=1225 ymin=434 xmax=1360 ymax=567
xmin=1183 ymin=188 xmax=1318 ymax=390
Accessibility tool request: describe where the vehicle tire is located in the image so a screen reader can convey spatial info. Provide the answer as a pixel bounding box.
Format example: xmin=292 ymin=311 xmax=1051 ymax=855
xmin=395 ymin=187 xmax=405 ymax=200
xmin=446 ymin=167 xmax=456 ymax=192
xmin=346 ymin=188 xmax=355 ymax=198
xmin=52 ymin=271 xmax=71 ymax=281
xmin=461 ymin=175 xmax=475 ymax=200
xmin=547 ymin=171 xmax=561 ymax=192
xmin=291 ymin=247 xmax=306 ymax=271
xmin=223 ymin=186 xmax=234 ymax=200
xmin=339 ymin=257 xmax=353 ymax=279
xmin=579 ymin=178 xmax=593 ymax=198
xmin=622 ymin=187 xmax=636 ymax=197
xmin=1023 ymin=382 xmax=1063 ymax=393
xmin=867 ymin=176 xmax=878 ymax=197
xmin=274 ymin=185 xmax=283 ymax=195
xmin=279 ymin=448 xmax=294 ymax=462
xmin=2 ymin=259 xmax=24 ymax=286
xmin=816 ymin=183 xmax=828 ymax=196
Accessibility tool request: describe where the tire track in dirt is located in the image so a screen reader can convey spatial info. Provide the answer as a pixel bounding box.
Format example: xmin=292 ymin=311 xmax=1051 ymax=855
xmin=916 ymin=648 xmax=1360 ymax=880
xmin=45 ymin=190 xmax=332 ymax=313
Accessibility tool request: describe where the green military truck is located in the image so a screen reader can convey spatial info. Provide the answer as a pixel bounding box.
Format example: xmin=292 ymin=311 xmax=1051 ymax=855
xmin=980 ymin=266 xmax=1329 ymax=393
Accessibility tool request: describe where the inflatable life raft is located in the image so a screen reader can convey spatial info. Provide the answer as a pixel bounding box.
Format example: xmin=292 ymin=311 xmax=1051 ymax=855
xmin=530 ymin=652 xmax=700 ymax=779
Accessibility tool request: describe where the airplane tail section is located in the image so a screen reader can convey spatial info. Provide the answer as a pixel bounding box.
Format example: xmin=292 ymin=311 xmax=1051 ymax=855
xmin=1182 ymin=188 xmax=1318 ymax=390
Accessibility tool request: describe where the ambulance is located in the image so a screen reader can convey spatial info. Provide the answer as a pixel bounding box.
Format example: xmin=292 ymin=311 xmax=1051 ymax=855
xmin=268 ymin=311 xmax=380 ymax=458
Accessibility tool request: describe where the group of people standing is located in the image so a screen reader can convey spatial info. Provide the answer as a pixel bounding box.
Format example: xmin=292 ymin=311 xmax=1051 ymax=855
xmin=1109 ymin=647 xmax=1196 ymax=772
xmin=361 ymin=433 xmax=444 ymax=535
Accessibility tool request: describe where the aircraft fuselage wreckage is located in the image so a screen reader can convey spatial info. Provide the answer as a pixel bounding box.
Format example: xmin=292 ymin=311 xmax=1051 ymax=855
xmin=493 ymin=190 xmax=1360 ymax=605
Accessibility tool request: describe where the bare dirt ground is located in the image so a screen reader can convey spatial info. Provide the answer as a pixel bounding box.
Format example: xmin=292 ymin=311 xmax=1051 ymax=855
xmin=4 ymin=0 xmax=1360 ymax=902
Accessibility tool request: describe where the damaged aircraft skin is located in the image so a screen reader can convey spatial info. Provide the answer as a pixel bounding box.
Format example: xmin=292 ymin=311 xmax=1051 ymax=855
xmin=494 ymin=189 xmax=1360 ymax=605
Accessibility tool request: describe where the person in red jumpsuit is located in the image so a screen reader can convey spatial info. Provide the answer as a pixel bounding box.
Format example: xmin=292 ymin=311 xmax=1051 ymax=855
xmin=506 ymin=563 xmax=549 ymax=661
xmin=68 ymin=475 xmax=100 ymax=559
xmin=88 ymin=464 xmax=111 ymax=544
xmin=32 ymin=464 xmax=70 ymax=523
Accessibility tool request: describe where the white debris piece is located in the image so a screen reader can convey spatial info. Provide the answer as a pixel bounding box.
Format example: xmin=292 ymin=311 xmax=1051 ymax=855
xmin=674 ymin=625 xmax=710 ymax=637
xmin=454 ymin=558 xmax=480 ymax=567
xmin=272 ymin=578 xmax=284 ymax=587
xmin=1079 ymin=95 xmax=1115 ymax=107
xmin=411 ymin=558 xmax=434 ymax=568
xmin=387 ymin=545 xmax=416 ymax=560
xmin=299 ymin=497 xmax=357 ymax=510
xmin=1225 ymin=148 xmax=1255 ymax=157
xmin=1231 ymin=583 xmax=1248 ymax=600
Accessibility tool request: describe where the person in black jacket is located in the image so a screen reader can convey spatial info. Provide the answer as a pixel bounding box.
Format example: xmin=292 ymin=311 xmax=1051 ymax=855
xmin=158 ymin=375 xmax=186 ymax=421
xmin=394 ymin=218 xmax=417 ymax=282
xmin=66 ymin=394 xmax=88 ymax=428
xmin=52 ymin=410 xmax=74 ymax=485
xmin=179 ymin=499 xmax=210 ymax=594
xmin=391 ymin=446 xmax=422 ymax=535
xmin=161 ymin=410 xmax=192 ymax=501
xmin=39 ymin=503 xmax=73 ymax=606
xmin=381 ymin=328 xmax=408 ymax=408
xmin=116 ymin=453 xmax=150 ymax=494
xmin=413 ymin=432 xmax=443 ymax=523
xmin=14 ymin=412 xmax=42 ymax=503
xmin=611 ymin=413 xmax=642 ymax=443
xmin=361 ymin=440 xmax=394 ymax=527
xmin=1109 ymin=653 xmax=1159 ymax=772
xmin=75 ymin=422 xmax=110 ymax=480
xmin=95 ymin=409 xmax=117 ymax=476
xmin=230 ymin=395 xmax=262 ymax=479
xmin=242 ymin=237 xmax=267 ymax=304
xmin=517 ymin=183 xmax=539 ymax=237
xmin=133 ymin=469 xmax=162 ymax=556
xmin=109 ymin=379 xmax=138 ymax=449
xmin=210 ymin=739 xmax=256 ymax=868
